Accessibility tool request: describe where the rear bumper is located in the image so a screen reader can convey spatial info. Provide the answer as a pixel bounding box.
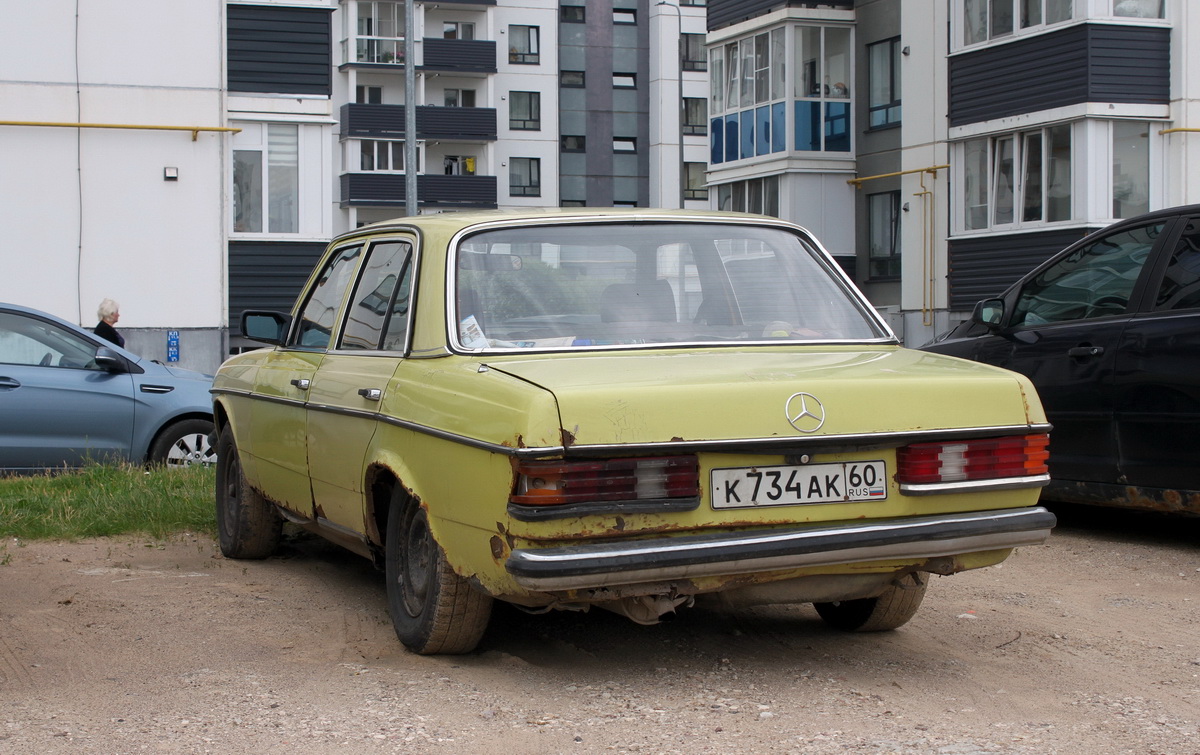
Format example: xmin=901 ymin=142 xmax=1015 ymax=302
xmin=505 ymin=506 xmax=1056 ymax=591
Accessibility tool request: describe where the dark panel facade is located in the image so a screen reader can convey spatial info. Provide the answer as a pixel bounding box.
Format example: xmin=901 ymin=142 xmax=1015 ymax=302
xmin=340 ymin=173 xmax=498 ymax=209
xmin=947 ymin=228 xmax=1097 ymax=311
xmin=949 ymin=24 xmax=1169 ymax=127
xmin=227 ymin=5 xmax=332 ymax=96
xmin=227 ymin=241 xmax=328 ymax=333
xmin=707 ymin=0 xmax=852 ymax=31
xmin=340 ymin=104 xmax=498 ymax=140
xmin=421 ymin=38 xmax=498 ymax=73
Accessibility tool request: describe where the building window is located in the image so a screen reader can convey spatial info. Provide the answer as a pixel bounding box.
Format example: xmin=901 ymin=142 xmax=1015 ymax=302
xmin=959 ymin=0 xmax=1073 ymax=49
xmin=1113 ymin=120 xmax=1150 ymax=219
xmin=867 ymin=38 xmax=901 ymax=129
xmin=561 ymin=199 xmax=587 ymax=207
xmin=614 ymin=9 xmax=636 ymax=24
xmin=509 ymin=91 xmax=541 ymax=130
xmin=682 ymin=34 xmax=707 ymax=72
xmin=794 ymin=25 xmax=851 ymax=153
xmin=683 ymin=98 xmax=707 ymax=136
xmin=709 ymin=26 xmax=794 ymax=163
xmin=1113 ymin=0 xmax=1163 ymax=18
xmin=444 ymin=155 xmax=477 ymax=175
xmin=561 ymin=135 xmax=586 ymax=152
xmin=684 ymin=163 xmax=708 ymax=200
xmin=958 ymin=123 xmax=1072 ymax=232
xmin=444 ymin=88 xmax=476 ymax=107
xmin=561 ymin=5 xmax=585 ymax=23
xmin=356 ymin=85 xmax=383 ymax=104
xmin=613 ymin=137 xmax=637 ymax=153
xmin=510 ymin=158 xmax=541 ymax=196
xmin=561 ymin=70 xmax=585 ymax=87
xmin=509 ymin=25 xmax=540 ymax=64
xmin=868 ymin=192 xmax=900 ymax=279
xmin=357 ymin=140 xmax=408 ymax=171
xmin=680 ymin=0 xmax=705 ymax=5
xmin=443 ymin=21 xmax=475 ymax=40
xmin=613 ymin=73 xmax=636 ymax=89
xmin=716 ymin=176 xmax=779 ymax=217
xmin=346 ymin=1 xmax=404 ymax=64
xmin=233 ymin=123 xmax=299 ymax=233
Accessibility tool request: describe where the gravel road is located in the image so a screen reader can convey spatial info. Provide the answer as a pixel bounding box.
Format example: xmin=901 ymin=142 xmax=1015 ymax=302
xmin=1 ymin=503 xmax=1197 ymax=754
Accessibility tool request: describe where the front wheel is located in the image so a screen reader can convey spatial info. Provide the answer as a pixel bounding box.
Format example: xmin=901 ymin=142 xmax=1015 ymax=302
xmin=149 ymin=418 xmax=216 ymax=468
xmin=814 ymin=573 xmax=928 ymax=632
xmin=385 ymin=489 xmax=492 ymax=654
xmin=215 ymin=424 xmax=282 ymax=559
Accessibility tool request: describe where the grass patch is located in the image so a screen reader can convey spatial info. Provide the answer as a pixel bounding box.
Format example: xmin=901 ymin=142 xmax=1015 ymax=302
xmin=0 ymin=464 xmax=216 ymax=541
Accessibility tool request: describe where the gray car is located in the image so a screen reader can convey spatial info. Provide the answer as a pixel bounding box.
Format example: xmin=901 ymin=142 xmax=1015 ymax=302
xmin=0 ymin=303 xmax=215 ymax=473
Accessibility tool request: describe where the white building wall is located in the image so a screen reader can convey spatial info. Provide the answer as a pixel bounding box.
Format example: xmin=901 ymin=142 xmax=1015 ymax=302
xmin=0 ymin=0 xmax=227 ymax=370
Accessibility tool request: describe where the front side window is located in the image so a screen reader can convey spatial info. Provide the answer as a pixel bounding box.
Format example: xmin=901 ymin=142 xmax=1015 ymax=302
xmin=1011 ymin=222 xmax=1163 ymax=327
xmin=867 ymin=38 xmax=901 ymax=129
xmin=0 ymin=312 xmax=106 ymax=370
xmin=1154 ymin=218 xmax=1200 ymax=311
xmin=509 ymin=91 xmax=541 ymax=130
xmin=959 ymin=124 xmax=1072 ymax=232
xmin=868 ymin=191 xmax=901 ymax=279
xmin=509 ymin=157 xmax=541 ymax=196
xmin=339 ymin=241 xmax=414 ymax=351
xmin=509 ymin=25 xmax=540 ymax=64
xmin=293 ymin=245 xmax=364 ymax=349
xmin=451 ymin=222 xmax=887 ymax=352
xmin=233 ymin=123 xmax=299 ymax=234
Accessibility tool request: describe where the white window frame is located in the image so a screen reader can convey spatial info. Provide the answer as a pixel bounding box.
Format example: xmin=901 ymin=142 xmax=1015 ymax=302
xmin=232 ymin=120 xmax=328 ymax=239
xmin=343 ymin=1 xmax=405 ymax=65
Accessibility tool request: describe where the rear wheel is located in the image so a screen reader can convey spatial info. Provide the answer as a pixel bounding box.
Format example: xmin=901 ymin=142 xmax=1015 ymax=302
xmin=385 ymin=488 xmax=492 ymax=654
xmin=814 ymin=573 xmax=928 ymax=632
xmin=215 ymin=424 xmax=282 ymax=559
xmin=149 ymin=418 xmax=216 ymax=468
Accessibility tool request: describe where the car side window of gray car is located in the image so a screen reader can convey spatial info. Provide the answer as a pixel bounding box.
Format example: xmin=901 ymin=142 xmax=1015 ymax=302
xmin=1153 ymin=219 xmax=1200 ymax=311
xmin=0 ymin=312 xmax=105 ymax=369
xmin=291 ymin=244 xmax=364 ymax=349
xmin=1009 ymin=222 xmax=1165 ymax=328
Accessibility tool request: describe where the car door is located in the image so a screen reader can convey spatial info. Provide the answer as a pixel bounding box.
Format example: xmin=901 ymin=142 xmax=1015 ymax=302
xmin=307 ymin=238 xmax=415 ymax=536
xmin=996 ymin=220 xmax=1168 ymax=486
xmin=246 ymin=243 xmax=365 ymax=516
xmin=1112 ymin=215 xmax=1200 ymax=493
xmin=0 ymin=309 xmax=135 ymax=469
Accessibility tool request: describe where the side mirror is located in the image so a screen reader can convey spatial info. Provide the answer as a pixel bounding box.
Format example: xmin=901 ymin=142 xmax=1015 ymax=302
xmin=94 ymin=346 xmax=128 ymax=373
xmin=971 ymin=298 xmax=1006 ymax=332
xmin=241 ymin=311 xmax=292 ymax=345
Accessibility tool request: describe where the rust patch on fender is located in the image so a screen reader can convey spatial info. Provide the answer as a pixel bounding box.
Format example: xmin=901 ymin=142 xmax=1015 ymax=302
xmin=560 ymin=427 xmax=577 ymax=448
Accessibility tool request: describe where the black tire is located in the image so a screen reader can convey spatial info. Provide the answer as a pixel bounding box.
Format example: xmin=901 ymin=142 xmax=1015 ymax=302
xmin=149 ymin=418 xmax=217 ymax=468
xmin=814 ymin=573 xmax=928 ymax=632
xmin=215 ymin=424 xmax=282 ymax=559
xmin=385 ymin=488 xmax=492 ymax=654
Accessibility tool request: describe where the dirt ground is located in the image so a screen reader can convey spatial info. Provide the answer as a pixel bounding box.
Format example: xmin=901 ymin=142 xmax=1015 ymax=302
xmin=1 ymin=503 xmax=1197 ymax=755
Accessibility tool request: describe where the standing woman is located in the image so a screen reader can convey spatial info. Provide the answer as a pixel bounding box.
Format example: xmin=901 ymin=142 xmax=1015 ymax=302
xmin=94 ymin=298 xmax=124 ymax=347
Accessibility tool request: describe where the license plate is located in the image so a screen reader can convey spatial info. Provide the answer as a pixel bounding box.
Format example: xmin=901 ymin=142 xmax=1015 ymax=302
xmin=710 ymin=461 xmax=888 ymax=509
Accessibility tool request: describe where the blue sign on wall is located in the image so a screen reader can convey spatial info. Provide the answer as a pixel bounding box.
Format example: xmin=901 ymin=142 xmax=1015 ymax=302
xmin=167 ymin=331 xmax=180 ymax=363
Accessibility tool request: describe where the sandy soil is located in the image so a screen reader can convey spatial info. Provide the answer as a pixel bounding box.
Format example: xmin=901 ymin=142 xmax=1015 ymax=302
xmin=1 ymin=504 xmax=1197 ymax=755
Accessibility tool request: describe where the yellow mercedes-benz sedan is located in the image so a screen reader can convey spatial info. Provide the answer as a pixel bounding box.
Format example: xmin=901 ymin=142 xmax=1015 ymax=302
xmin=212 ymin=209 xmax=1054 ymax=654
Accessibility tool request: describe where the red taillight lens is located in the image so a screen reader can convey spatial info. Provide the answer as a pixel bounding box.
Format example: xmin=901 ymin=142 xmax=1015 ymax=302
xmin=895 ymin=434 xmax=1049 ymax=485
xmin=511 ymin=456 xmax=700 ymax=506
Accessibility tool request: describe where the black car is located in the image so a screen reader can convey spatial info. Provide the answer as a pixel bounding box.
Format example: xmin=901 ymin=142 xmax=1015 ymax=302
xmin=922 ymin=205 xmax=1200 ymax=516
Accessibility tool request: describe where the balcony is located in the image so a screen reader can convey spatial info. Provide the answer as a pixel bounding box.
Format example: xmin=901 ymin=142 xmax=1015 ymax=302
xmin=340 ymin=173 xmax=498 ymax=210
xmin=421 ymin=38 xmax=497 ymax=74
xmin=340 ymin=103 xmax=498 ymax=141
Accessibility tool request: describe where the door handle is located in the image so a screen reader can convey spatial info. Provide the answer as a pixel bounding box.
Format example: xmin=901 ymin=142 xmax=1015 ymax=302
xmin=1067 ymin=345 xmax=1104 ymax=358
xmin=357 ymin=388 xmax=382 ymax=401
xmin=290 ymin=378 xmax=311 ymax=390
xmin=0 ymin=377 xmax=19 ymax=390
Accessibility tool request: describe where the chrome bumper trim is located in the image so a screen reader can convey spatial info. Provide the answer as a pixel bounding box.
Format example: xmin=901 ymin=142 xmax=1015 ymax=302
xmin=506 ymin=506 xmax=1056 ymax=591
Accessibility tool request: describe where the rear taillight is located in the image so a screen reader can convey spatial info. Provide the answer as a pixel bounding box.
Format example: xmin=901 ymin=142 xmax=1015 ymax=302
xmin=511 ymin=456 xmax=700 ymax=506
xmin=896 ymin=434 xmax=1050 ymax=485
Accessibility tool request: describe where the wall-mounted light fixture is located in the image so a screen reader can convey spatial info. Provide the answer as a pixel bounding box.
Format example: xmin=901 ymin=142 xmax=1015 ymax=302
xmin=163 ymin=167 xmax=179 ymax=181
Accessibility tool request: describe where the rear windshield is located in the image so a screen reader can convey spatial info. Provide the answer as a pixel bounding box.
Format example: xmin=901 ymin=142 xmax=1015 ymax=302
xmin=451 ymin=221 xmax=889 ymax=351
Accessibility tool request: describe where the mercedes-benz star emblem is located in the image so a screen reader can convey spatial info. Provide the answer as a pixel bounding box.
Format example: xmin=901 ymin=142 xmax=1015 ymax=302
xmin=785 ymin=392 xmax=826 ymax=433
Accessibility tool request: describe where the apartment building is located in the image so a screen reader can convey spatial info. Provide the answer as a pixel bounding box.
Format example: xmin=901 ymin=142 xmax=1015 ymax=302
xmin=704 ymin=0 xmax=1199 ymax=344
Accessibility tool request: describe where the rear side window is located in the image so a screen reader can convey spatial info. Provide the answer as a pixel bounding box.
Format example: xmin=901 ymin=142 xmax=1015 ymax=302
xmin=1153 ymin=218 xmax=1200 ymax=311
xmin=1010 ymin=222 xmax=1164 ymax=327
